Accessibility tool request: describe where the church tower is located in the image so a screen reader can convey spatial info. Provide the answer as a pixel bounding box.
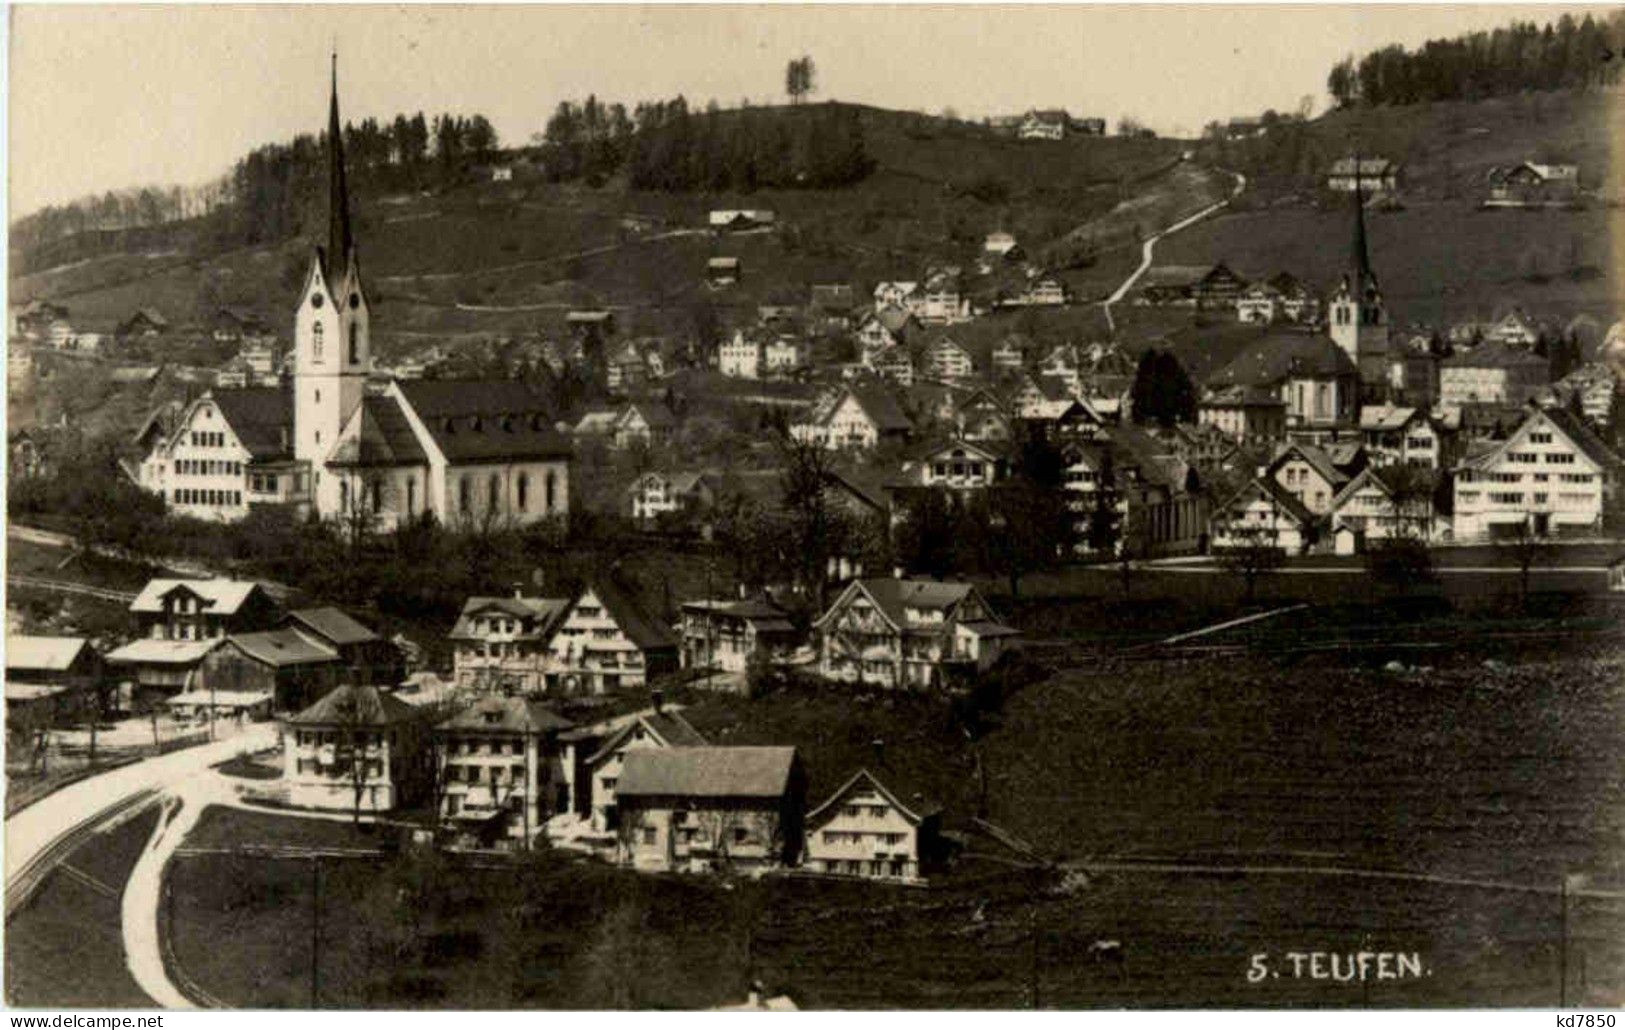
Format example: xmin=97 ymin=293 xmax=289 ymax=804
xmin=294 ymin=55 xmax=370 ymax=519
xmin=1328 ymin=163 xmax=1389 ymax=388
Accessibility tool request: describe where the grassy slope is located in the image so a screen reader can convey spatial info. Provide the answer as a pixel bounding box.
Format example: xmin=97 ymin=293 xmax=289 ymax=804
xmin=4 ymin=806 xmax=161 ymax=1008
xmin=1157 ymin=201 xmax=1622 ymax=329
xmin=9 ymin=105 xmax=1185 ymax=356
xmin=1170 ymin=88 xmax=1625 ymax=327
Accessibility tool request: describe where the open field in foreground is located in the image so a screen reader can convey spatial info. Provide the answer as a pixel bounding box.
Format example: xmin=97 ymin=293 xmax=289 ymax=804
xmin=4 ymin=804 xmax=160 ymax=1007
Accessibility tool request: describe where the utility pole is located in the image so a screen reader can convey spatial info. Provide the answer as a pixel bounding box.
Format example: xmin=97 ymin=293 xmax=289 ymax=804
xmin=1029 ymin=897 xmax=1041 ymax=1009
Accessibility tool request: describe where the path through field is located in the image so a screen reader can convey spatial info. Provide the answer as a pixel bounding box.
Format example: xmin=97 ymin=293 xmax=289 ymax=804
xmin=1100 ymin=166 xmax=1247 ymax=333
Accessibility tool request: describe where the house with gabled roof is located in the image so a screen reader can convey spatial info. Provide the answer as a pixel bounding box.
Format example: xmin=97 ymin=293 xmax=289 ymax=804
xmin=813 ymin=578 xmax=1019 ymax=691
xmin=1328 ymin=465 xmax=1439 ymax=552
xmin=569 ymin=707 xmax=707 ymax=836
xmin=448 ymin=590 xmax=572 ymax=695
xmin=1359 ymin=404 xmax=1453 ymax=469
xmin=628 ymin=469 xmax=717 ymax=524
xmin=548 ymin=577 xmax=680 ymax=696
xmin=922 ymin=334 xmax=976 ymax=382
xmin=197 ymin=626 xmax=348 ymax=713
xmin=614 ymin=746 xmax=806 ymax=873
xmin=856 ymin=304 xmax=919 ymax=359
xmin=1209 ymin=477 xmax=1315 ymax=554
xmin=1452 ymin=405 xmax=1620 ymax=540
xmin=116 ymin=307 xmax=170 ymax=339
xmin=790 ymin=385 xmax=913 ymax=451
xmin=804 ymin=768 xmax=943 ymax=881
xmin=1018 ymin=109 xmax=1070 ymax=140
xmin=678 ymin=597 xmax=800 ymax=677
xmin=1267 ymin=440 xmax=1363 ymax=516
xmin=1439 ymin=343 xmax=1549 ymax=408
xmin=128 ymin=577 xmax=281 ymax=642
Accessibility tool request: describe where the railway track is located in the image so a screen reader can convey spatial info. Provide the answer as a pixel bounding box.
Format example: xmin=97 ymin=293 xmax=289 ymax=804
xmin=5 ymin=788 xmax=159 ymax=919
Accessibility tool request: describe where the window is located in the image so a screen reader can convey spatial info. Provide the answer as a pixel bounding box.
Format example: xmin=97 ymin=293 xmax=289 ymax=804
xmin=1545 ymin=453 xmax=1575 ymax=465
xmin=545 ymin=472 xmax=557 ymax=512
xmin=459 ymin=475 xmax=471 ymax=513
xmin=517 ymin=473 xmax=530 ymax=511
xmin=407 ymin=478 xmax=416 ymax=513
xmin=488 ymin=473 xmax=500 ymax=509
xmin=641 ymin=827 xmax=656 ymax=845
xmin=312 ymin=322 xmax=324 ymax=362
xmin=1529 ymin=432 xmax=1553 ymax=444
xmin=733 ymin=826 xmax=749 ymax=844
xmin=349 ymin=323 xmax=359 ymax=364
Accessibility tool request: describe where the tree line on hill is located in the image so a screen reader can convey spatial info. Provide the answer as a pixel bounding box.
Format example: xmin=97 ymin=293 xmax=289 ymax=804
xmin=1327 ymin=10 xmax=1625 ymax=108
xmin=541 ymin=96 xmax=873 ymax=192
xmin=12 ymin=110 xmax=500 ymax=263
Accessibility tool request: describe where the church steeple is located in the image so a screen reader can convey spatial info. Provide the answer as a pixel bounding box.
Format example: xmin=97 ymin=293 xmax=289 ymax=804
xmin=1350 ymin=162 xmax=1376 ymax=294
xmin=326 ymin=51 xmax=353 ymax=281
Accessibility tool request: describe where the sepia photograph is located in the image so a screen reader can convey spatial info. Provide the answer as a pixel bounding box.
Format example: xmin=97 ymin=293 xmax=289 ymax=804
xmin=4 ymin=1 xmax=1625 ymax=1012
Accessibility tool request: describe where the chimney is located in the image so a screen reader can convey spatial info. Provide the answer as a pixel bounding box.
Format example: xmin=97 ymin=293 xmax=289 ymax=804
xmin=651 ymin=688 xmax=665 ymax=714
xmin=513 ymin=582 xmax=525 ymax=600
xmin=871 ymin=737 xmax=886 ymax=767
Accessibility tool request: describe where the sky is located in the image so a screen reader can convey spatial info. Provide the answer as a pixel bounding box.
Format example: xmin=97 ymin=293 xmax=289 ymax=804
xmin=8 ymin=3 xmax=1610 ymax=218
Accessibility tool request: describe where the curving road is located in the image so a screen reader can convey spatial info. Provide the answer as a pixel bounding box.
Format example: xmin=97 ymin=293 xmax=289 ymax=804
xmin=1100 ymin=167 xmax=1247 ymax=333
xmin=6 ymin=726 xmax=278 ymax=1006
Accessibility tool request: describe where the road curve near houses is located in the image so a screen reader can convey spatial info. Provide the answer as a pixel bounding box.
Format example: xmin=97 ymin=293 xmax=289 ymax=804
xmin=1101 ymin=167 xmax=1247 ymax=333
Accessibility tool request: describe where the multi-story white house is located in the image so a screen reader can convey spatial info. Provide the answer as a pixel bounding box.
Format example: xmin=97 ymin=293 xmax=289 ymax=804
xmin=919 ymin=271 xmax=970 ymax=325
xmin=1209 ymin=478 xmax=1314 ymax=554
xmin=628 ymin=470 xmax=716 ymax=523
xmin=546 ymin=579 xmax=680 ymax=695
xmin=678 ymin=598 xmax=800 ymax=675
xmin=790 ymin=386 xmax=913 ymax=451
xmin=1359 ymin=405 xmax=1452 ymax=469
xmin=762 ymin=335 xmax=804 ymax=375
xmin=1267 ymin=441 xmax=1360 ymax=517
xmin=283 ymin=684 xmax=430 ymax=813
xmin=803 ymin=768 xmax=941 ymax=881
xmin=891 ymin=439 xmax=1009 ymax=495
xmin=448 ymin=592 xmax=571 ymax=695
xmin=923 ymin=335 xmax=976 ymax=382
xmin=813 ymin=578 xmax=1019 ymax=691
xmin=718 ymin=330 xmax=762 ymax=378
xmin=856 ymin=305 xmax=916 ymax=358
xmin=434 ymin=696 xmax=575 ymax=844
xmin=1451 ymin=406 xmax=1618 ymax=539
xmin=1328 ymin=466 xmax=1439 ymax=551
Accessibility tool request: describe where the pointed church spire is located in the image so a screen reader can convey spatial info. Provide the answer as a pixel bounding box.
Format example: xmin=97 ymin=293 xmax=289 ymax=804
xmin=1350 ymin=152 xmax=1376 ymax=292
xmin=326 ymin=50 xmax=353 ymax=279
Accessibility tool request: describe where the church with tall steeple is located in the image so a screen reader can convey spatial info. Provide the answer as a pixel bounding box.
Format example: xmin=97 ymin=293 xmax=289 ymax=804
xmin=134 ymin=60 xmax=573 ymax=529
xmin=1327 ymin=166 xmax=1391 ymax=389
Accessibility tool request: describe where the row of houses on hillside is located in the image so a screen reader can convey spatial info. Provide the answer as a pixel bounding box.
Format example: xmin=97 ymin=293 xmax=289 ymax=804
xmin=281 ymin=683 xmax=943 ymax=882
xmin=1208 ymin=401 xmax=1621 ymax=552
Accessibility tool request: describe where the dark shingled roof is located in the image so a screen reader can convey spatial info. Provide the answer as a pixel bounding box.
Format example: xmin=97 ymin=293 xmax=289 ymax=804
xmin=288 ymin=683 xmax=421 ymax=726
xmin=1207 ymin=331 xmax=1357 ymax=389
xmin=210 ymin=388 xmax=293 ymax=462
xmin=227 ymin=628 xmax=340 ymax=667
xmin=437 ymin=696 xmax=574 ymax=734
xmin=588 ymin=577 xmax=680 ymax=652
xmin=284 ymin=607 xmax=380 ymax=647
xmin=326 ymin=395 xmax=428 ymax=467
xmin=1441 ymin=342 xmax=1548 ymax=370
xmin=585 ymin=709 xmax=708 ymax=764
xmin=616 ymin=746 xmax=799 ymax=799
xmin=396 ymin=380 xmax=571 ymax=463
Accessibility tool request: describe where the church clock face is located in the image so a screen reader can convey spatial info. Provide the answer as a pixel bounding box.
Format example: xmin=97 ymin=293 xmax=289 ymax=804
xmin=311 ymin=293 xmax=324 ymax=309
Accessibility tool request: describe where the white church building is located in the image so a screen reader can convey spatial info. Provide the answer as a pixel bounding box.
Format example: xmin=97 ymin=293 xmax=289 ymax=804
xmin=134 ymin=62 xmax=571 ymax=530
